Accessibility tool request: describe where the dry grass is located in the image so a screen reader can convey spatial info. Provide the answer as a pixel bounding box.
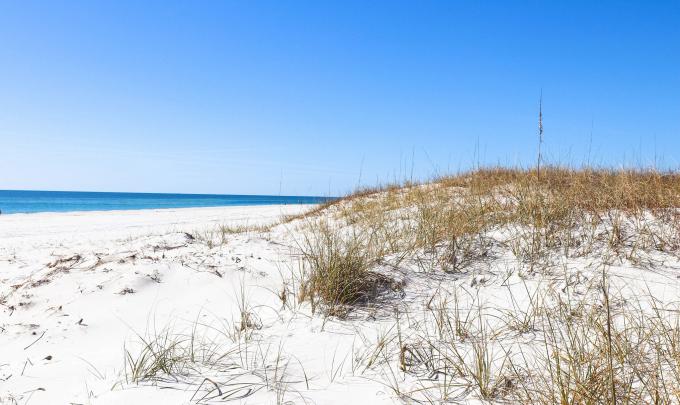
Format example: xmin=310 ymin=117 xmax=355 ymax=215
xmin=296 ymin=220 xmax=403 ymax=316
xmin=192 ymin=223 xmax=274 ymax=248
xmin=296 ymin=167 xmax=680 ymax=277
xmin=343 ymin=271 xmax=680 ymax=404
xmin=122 ymin=314 xmax=306 ymax=404
xmin=287 ymin=166 xmax=680 ymax=403
xmin=123 ymin=166 xmax=680 ymax=404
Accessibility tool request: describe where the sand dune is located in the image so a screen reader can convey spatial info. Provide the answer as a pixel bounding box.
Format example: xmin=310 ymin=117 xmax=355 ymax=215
xmin=3 ymin=185 xmax=680 ymax=404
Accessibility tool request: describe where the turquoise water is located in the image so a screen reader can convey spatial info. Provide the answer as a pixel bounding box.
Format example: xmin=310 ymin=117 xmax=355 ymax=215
xmin=0 ymin=190 xmax=332 ymax=215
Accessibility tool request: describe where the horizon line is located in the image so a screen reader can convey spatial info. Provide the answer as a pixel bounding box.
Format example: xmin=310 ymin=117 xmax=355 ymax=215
xmin=0 ymin=188 xmax=336 ymax=199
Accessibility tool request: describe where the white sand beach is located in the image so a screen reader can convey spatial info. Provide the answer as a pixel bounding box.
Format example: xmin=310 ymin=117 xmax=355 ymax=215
xmin=3 ymin=190 xmax=680 ymax=404
xmin=1 ymin=205 xmax=391 ymax=405
xmin=3 ymin=1 xmax=676 ymax=403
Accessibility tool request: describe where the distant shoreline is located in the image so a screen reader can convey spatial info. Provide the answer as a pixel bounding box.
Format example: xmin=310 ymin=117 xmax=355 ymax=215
xmin=0 ymin=189 xmax=333 ymax=215
xmin=0 ymin=202 xmax=320 ymax=217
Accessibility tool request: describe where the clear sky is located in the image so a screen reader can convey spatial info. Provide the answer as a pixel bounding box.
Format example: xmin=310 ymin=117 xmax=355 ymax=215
xmin=1 ymin=1 xmax=678 ymax=196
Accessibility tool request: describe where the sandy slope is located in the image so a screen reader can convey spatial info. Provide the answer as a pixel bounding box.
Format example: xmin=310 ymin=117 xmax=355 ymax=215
xmin=3 ymin=205 xmax=680 ymax=405
xmin=1 ymin=206 xmax=396 ymax=405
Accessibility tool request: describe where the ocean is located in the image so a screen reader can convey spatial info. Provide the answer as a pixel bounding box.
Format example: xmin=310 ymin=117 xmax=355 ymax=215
xmin=0 ymin=190 xmax=332 ymax=215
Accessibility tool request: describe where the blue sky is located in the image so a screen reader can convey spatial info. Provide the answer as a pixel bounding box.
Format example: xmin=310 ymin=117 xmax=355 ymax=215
xmin=1 ymin=1 xmax=678 ymax=196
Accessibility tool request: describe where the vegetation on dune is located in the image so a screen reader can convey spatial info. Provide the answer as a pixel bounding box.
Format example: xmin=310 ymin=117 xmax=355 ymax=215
xmin=124 ymin=166 xmax=680 ymax=404
xmin=296 ymin=166 xmax=680 ymax=311
xmin=288 ymin=166 xmax=680 ymax=403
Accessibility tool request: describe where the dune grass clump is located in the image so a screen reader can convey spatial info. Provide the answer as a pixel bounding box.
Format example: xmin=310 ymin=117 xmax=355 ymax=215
xmin=193 ymin=223 xmax=274 ymax=249
xmin=297 ymin=220 xmax=400 ymax=315
xmin=124 ymin=327 xmax=196 ymax=384
xmin=121 ymin=316 xmax=305 ymax=404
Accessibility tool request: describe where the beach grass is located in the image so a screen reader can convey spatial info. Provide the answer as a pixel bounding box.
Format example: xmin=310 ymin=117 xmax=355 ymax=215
xmin=120 ymin=166 xmax=680 ymax=404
